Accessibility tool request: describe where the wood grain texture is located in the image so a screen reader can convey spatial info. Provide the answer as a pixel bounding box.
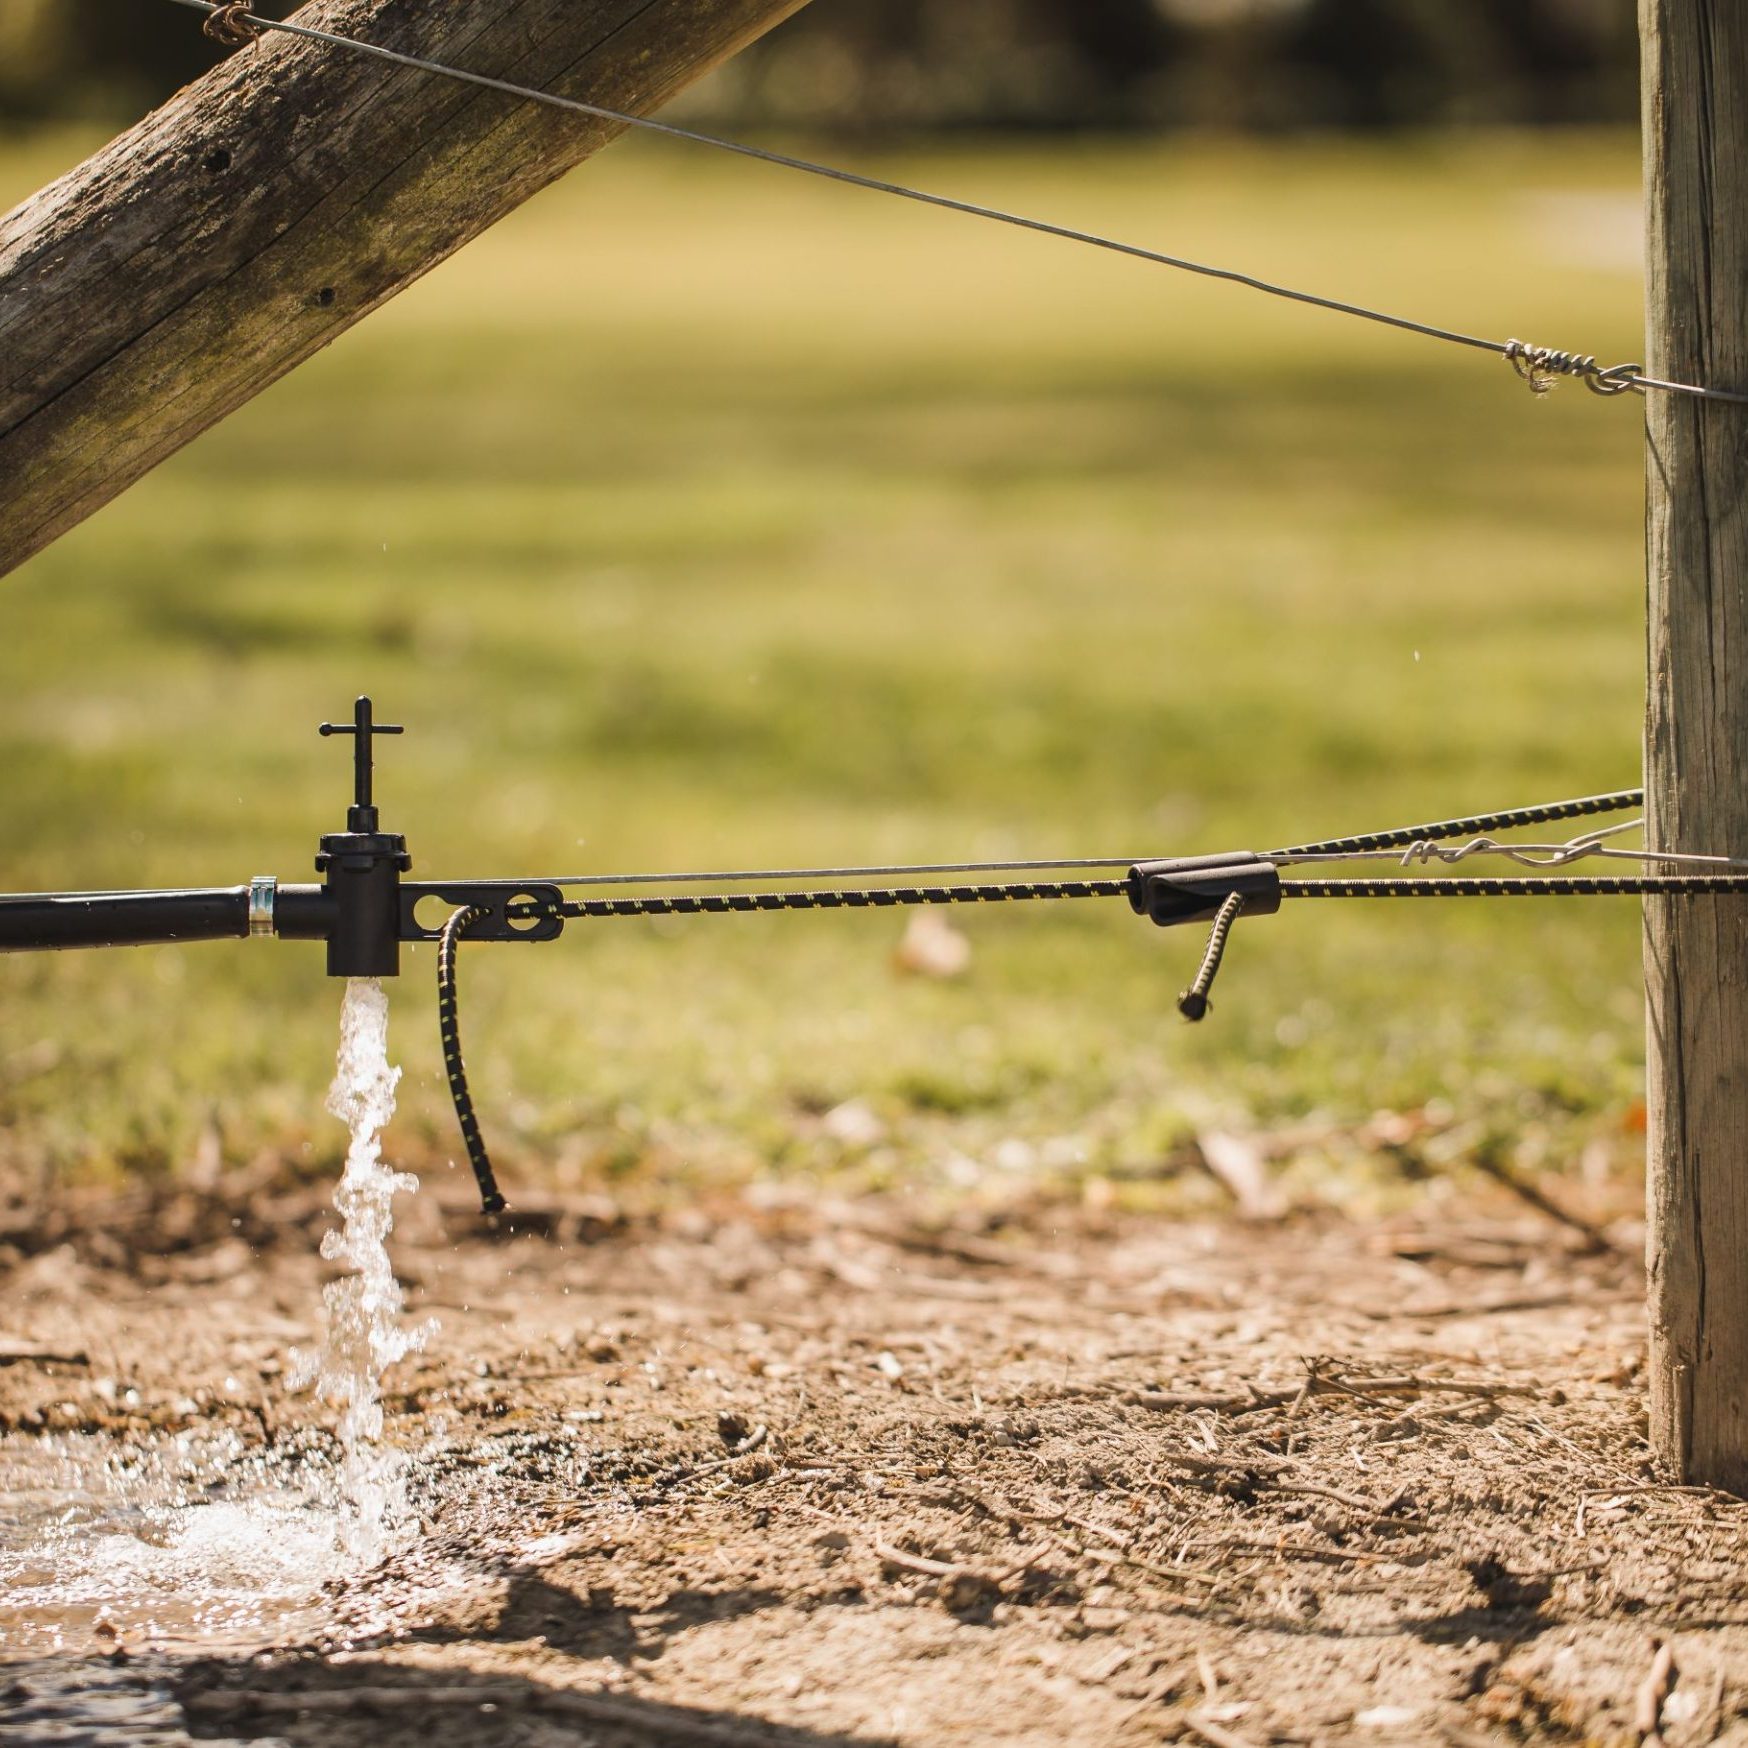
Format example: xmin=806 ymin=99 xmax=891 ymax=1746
xmin=0 ymin=0 xmax=810 ymax=578
xmin=1642 ymin=0 xmax=1748 ymax=1490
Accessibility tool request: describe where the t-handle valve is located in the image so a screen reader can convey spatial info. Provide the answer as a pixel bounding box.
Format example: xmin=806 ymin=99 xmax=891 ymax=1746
xmin=319 ymin=695 xmax=404 ymax=832
xmin=315 ymin=695 xmax=410 ymax=977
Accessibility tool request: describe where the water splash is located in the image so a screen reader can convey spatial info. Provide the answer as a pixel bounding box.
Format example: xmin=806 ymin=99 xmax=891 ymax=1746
xmin=294 ymin=977 xmax=433 ymax=1556
xmin=0 ymin=982 xmax=440 ymax=1673
xmin=0 ymin=1429 xmax=354 ymax=1653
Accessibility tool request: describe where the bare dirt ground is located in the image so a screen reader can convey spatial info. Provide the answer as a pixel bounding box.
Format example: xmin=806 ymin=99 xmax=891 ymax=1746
xmin=3 ymin=1171 xmax=1745 ymax=1747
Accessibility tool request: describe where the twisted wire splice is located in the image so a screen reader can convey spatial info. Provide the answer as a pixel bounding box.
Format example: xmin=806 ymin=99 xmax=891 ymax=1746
xmin=1504 ymin=339 xmax=1641 ymax=398
xmin=1274 ymin=789 xmax=1644 ymax=860
xmin=201 ymin=0 xmax=260 ymax=46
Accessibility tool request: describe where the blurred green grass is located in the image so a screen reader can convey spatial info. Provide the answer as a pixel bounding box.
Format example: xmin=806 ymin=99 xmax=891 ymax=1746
xmin=0 ymin=127 xmax=1650 ymax=1201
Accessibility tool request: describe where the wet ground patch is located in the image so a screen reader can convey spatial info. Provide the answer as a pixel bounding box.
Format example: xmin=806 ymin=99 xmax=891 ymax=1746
xmin=3 ymin=1181 xmax=1746 ymax=1745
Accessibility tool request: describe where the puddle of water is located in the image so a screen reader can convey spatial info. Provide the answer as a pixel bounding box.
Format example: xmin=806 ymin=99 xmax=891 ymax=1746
xmin=0 ymin=1428 xmax=352 ymax=1654
xmin=0 ymin=1657 xmax=210 ymax=1748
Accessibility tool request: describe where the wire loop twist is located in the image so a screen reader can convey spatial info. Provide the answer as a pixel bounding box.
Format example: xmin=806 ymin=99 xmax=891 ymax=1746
xmin=1505 ymin=339 xmax=1642 ymax=398
xmin=202 ymin=1 xmax=261 ymax=47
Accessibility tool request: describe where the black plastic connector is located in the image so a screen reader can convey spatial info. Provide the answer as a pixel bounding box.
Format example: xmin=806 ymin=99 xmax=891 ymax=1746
xmin=315 ymin=696 xmax=411 ymax=977
xmin=316 ymin=831 xmax=411 ymax=976
xmin=1126 ymin=853 xmax=1282 ymax=928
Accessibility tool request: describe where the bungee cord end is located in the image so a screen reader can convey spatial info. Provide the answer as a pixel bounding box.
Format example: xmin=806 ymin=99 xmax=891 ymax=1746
xmin=1176 ymin=891 xmax=1247 ymax=1023
xmin=437 ymin=905 xmax=511 ymax=1216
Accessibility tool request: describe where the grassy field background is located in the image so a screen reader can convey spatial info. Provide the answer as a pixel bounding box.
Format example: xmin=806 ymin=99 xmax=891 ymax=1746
xmin=0 ymin=125 xmax=1650 ymax=1206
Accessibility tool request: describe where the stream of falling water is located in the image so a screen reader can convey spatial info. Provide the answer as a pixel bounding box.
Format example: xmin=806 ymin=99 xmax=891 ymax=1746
xmin=0 ymin=979 xmax=433 ymax=1668
xmin=292 ymin=975 xmax=434 ymax=1559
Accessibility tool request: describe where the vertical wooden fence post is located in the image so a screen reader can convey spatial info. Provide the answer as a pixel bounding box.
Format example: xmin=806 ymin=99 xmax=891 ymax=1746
xmin=1643 ymin=0 xmax=1748 ymax=1491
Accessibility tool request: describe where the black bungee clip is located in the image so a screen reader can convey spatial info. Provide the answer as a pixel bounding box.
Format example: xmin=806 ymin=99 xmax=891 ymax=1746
xmin=1126 ymin=852 xmax=1282 ymax=1022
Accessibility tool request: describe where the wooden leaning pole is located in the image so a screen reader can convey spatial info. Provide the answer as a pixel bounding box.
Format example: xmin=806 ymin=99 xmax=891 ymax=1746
xmin=1643 ymin=0 xmax=1748 ymax=1493
xmin=0 ymin=0 xmax=810 ymax=580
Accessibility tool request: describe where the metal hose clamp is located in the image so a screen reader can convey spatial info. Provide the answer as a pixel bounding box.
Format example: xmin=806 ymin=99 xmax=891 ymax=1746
xmin=248 ymin=875 xmax=277 ymax=937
